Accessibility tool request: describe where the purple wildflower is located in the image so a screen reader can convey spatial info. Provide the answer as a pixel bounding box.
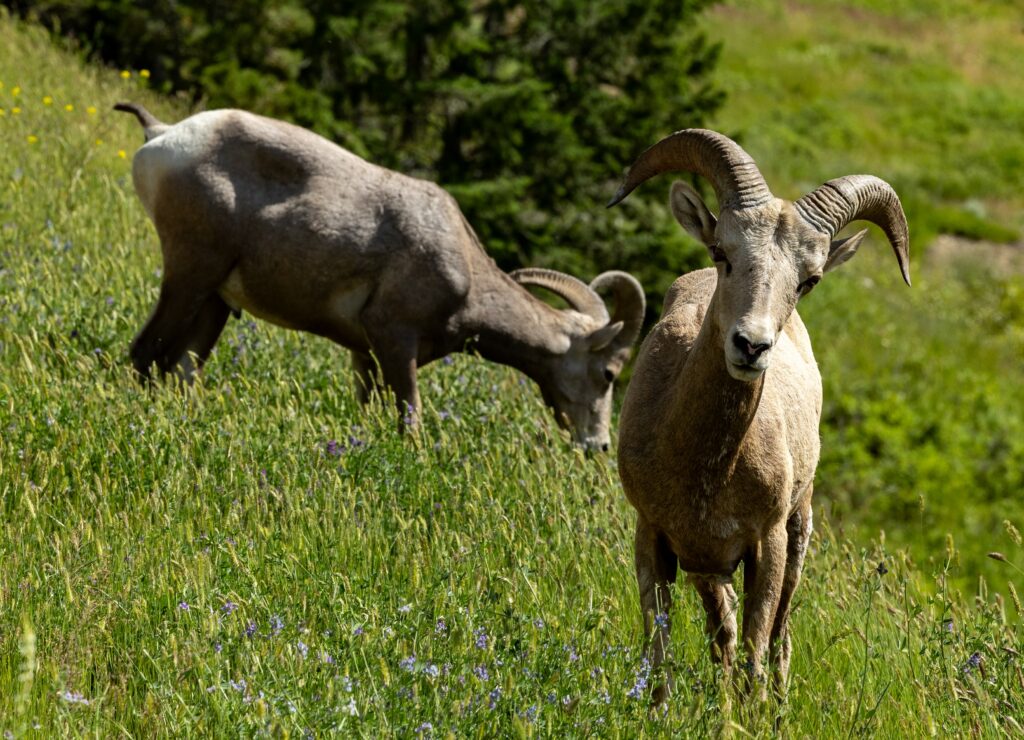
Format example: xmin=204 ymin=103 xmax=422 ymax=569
xmin=270 ymin=615 xmax=284 ymax=635
xmin=564 ymin=644 xmax=580 ymax=662
xmin=533 ymin=618 xmax=545 ymax=630
xmin=963 ymin=652 xmax=982 ymax=673
xmin=488 ymin=686 xmax=502 ymax=709
xmin=325 ymin=439 xmax=342 ymax=457
xmin=415 ymin=722 xmax=433 ymax=736
xmin=178 ymin=601 xmax=190 ymax=611
xmin=398 ymin=603 xmax=412 ymax=614
xmin=435 ymin=618 xmax=447 ymax=635
xmin=296 ymin=640 xmax=309 ymax=659
xmin=244 ymin=620 xmax=258 ymax=638
xmin=627 ymin=658 xmax=651 ymax=700
xmin=222 ymin=600 xmax=238 ymax=615
xmin=58 ymin=690 xmax=89 ymax=705
xmin=439 ymin=410 xmax=451 ymax=421
xmin=473 ymin=665 xmax=490 ymax=681
xmin=400 ymin=655 xmax=417 ymax=672
xmin=443 ymin=355 xmax=454 ymax=366
xmin=519 ymin=704 xmax=538 ymax=722
xmin=474 ymin=627 xmax=489 ymax=650
xmin=214 ymin=642 xmax=223 ymax=653
xmin=654 ymin=612 xmax=669 ymax=628
xmin=229 ymin=678 xmax=247 ymax=693
xmin=943 ymin=619 xmax=954 ymax=633
xmin=423 ymin=663 xmax=440 ymax=678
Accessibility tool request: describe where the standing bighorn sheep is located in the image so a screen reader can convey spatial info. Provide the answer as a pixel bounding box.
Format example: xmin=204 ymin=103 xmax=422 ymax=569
xmin=609 ymin=129 xmax=909 ymax=701
xmin=115 ymin=103 xmax=645 ymax=450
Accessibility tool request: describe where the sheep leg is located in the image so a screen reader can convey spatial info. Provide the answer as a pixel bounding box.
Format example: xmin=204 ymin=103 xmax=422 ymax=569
xmin=351 ymin=351 xmax=381 ymax=404
xmin=740 ymin=525 xmax=788 ymax=696
xmin=769 ymin=494 xmax=813 ymax=695
xmin=166 ymin=294 xmax=232 ymax=384
xmin=634 ymin=516 xmax=678 ymax=705
xmin=690 ymin=575 xmax=738 ymax=671
xmin=364 ymin=329 xmax=421 ymax=430
xmin=130 ymin=277 xmax=211 ymax=381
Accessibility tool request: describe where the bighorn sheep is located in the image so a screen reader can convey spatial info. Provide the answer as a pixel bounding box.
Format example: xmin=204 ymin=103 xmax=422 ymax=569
xmin=609 ymin=129 xmax=909 ymax=701
xmin=115 ymin=103 xmax=645 ymax=449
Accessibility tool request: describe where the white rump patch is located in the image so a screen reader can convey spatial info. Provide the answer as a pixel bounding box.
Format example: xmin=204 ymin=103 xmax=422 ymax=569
xmin=132 ymin=110 xmax=233 ymax=219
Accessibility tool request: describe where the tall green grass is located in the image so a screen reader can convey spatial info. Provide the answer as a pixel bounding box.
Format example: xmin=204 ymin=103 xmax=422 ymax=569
xmin=1 ymin=8 xmax=1022 ymax=736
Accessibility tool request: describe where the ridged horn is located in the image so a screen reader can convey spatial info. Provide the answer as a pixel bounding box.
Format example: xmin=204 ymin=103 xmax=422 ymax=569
xmin=607 ymin=129 xmax=773 ymax=210
xmin=794 ymin=175 xmax=911 ymax=286
xmin=589 ymin=271 xmax=646 ymax=348
xmin=511 ymin=268 xmax=608 ymax=322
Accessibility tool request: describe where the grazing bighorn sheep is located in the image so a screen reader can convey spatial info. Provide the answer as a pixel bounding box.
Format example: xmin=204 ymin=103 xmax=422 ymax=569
xmin=115 ymin=103 xmax=645 ymax=449
xmin=609 ymin=129 xmax=909 ymax=701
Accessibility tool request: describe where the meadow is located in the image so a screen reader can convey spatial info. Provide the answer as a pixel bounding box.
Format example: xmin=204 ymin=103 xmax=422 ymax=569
xmin=1 ymin=4 xmax=1023 ymax=737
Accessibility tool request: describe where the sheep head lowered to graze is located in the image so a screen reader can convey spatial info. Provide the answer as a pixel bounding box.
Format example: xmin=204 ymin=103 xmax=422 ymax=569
xmin=114 ymin=102 xmax=645 ymax=450
xmin=608 ymin=129 xmax=909 ymax=702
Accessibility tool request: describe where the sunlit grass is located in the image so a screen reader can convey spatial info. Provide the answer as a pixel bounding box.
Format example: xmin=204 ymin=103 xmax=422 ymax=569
xmin=1 ymin=7 xmax=1022 ymax=736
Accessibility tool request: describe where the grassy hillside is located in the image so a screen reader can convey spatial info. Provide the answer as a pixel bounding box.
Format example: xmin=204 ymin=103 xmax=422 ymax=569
xmin=1 ymin=6 xmax=1022 ymax=737
xmin=704 ymin=0 xmax=1024 ymax=244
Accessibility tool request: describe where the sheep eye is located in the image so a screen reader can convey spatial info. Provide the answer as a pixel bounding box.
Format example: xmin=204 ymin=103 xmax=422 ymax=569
xmin=603 ymin=369 xmax=615 ymax=384
xmin=710 ymin=244 xmax=732 ymax=275
xmin=798 ymin=275 xmax=821 ymax=295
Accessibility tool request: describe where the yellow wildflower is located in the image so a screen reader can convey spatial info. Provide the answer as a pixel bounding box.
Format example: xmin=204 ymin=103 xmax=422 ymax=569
xmin=27 ymin=135 xmax=39 ymax=144
xmin=12 ymin=106 xmax=21 ymax=115
xmin=87 ymin=106 xmax=97 ymax=115
xmin=120 ymin=70 xmax=131 ymax=79
xmin=118 ymin=149 xmax=127 ymax=159
xmin=0 ymin=108 xmax=5 ymax=117
xmin=140 ymin=69 xmax=151 ymax=79
xmin=12 ymin=85 xmax=20 ymax=96
xmin=42 ymin=95 xmax=53 ymax=105
xmin=95 ymin=138 xmax=103 ymax=146
xmin=65 ymin=103 xmax=74 ymax=112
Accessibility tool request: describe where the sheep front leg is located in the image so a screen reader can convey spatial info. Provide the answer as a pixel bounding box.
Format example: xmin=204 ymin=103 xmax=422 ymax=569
xmin=168 ymin=294 xmax=232 ymax=384
xmin=351 ymin=351 xmax=381 ymax=405
xmin=740 ymin=525 xmax=788 ymax=697
xmin=770 ymin=493 xmax=813 ymax=695
xmin=690 ymin=575 xmax=738 ymax=671
xmin=635 ymin=516 xmax=678 ymax=706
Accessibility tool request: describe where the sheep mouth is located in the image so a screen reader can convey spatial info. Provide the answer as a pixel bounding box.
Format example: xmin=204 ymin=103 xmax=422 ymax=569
xmin=728 ymin=361 xmax=767 ymax=381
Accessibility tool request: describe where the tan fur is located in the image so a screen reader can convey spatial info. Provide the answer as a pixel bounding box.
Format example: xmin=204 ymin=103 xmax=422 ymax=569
xmin=119 ymin=105 xmax=643 ymax=449
xmin=618 ymin=174 xmax=906 ymax=702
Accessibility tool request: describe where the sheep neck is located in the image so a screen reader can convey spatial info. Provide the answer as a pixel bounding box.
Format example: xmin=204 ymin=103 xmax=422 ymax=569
xmin=458 ymin=269 xmax=577 ymax=381
xmin=665 ymin=291 xmax=765 ymax=465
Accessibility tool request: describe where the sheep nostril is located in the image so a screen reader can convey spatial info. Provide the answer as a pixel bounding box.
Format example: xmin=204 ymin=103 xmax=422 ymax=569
xmin=601 ymin=442 xmax=610 ymax=453
xmin=733 ymin=333 xmax=771 ymax=361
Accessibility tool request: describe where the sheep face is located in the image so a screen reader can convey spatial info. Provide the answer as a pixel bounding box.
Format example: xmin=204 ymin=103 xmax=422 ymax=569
xmin=542 ymin=329 xmax=630 ymax=452
xmin=669 ymin=182 xmax=868 ymax=382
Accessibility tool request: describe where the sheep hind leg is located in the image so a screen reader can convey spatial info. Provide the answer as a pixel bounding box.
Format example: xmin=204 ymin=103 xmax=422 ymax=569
xmin=769 ymin=493 xmax=813 ymax=697
xmin=635 ymin=516 xmax=678 ymax=706
xmin=130 ymin=276 xmax=214 ymax=382
xmin=165 ymin=294 xmax=232 ymax=384
xmin=690 ymin=575 xmax=738 ymax=672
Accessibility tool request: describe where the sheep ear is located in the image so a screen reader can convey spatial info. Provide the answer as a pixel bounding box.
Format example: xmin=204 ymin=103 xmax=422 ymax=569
xmin=669 ymin=180 xmax=717 ymax=248
xmin=824 ymin=229 xmax=869 ymax=273
xmin=588 ymin=321 xmax=624 ymax=352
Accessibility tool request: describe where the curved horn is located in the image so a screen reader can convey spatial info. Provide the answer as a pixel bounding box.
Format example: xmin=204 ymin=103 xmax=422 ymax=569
xmin=589 ymin=271 xmax=646 ymax=348
xmin=794 ymin=175 xmax=911 ymax=286
xmin=607 ymin=129 xmax=773 ymax=210
xmin=511 ymin=268 xmax=608 ymax=322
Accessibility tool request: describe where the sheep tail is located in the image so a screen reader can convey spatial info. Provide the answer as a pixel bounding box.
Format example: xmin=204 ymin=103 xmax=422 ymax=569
xmin=113 ymin=102 xmax=169 ymax=141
